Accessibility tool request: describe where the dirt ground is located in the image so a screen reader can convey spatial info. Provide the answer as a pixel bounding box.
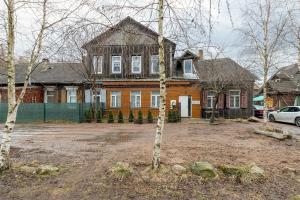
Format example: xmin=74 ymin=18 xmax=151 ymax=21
xmin=0 ymin=120 xmax=299 ymax=200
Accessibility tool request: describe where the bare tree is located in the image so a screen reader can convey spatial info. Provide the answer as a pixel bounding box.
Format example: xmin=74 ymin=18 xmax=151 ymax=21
xmin=240 ymin=0 xmax=287 ymax=123
xmin=0 ymin=0 xmax=85 ymax=171
xmin=285 ymin=2 xmax=300 ymax=71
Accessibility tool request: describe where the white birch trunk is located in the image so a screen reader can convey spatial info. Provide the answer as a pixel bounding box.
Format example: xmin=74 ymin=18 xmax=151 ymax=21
xmin=263 ymin=72 xmax=268 ymax=124
xmin=152 ymin=0 xmax=165 ymax=170
xmin=0 ymin=0 xmax=16 ymax=170
xmin=0 ymin=0 xmax=47 ymax=171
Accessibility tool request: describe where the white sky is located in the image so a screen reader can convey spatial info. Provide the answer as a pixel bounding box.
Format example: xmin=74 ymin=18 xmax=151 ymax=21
xmin=0 ymin=0 xmax=298 ymax=76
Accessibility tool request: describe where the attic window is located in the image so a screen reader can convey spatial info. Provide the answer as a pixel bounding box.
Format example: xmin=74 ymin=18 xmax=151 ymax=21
xmin=184 ymin=59 xmax=193 ymax=74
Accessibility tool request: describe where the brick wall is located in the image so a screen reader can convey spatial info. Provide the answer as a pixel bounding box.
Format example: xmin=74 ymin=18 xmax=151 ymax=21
xmin=0 ymin=87 xmax=44 ymax=103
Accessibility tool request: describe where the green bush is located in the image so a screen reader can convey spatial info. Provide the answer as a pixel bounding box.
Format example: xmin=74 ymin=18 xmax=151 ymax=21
xmin=128 ymin=110 xmax=134 ymax=123
xmin=147 ymin=110 xmax=153 ymax=123
xmin=85 ymin=110 xmax=92 ymax=123
xmin=168 ymin=110 xmax=174 ymax=123
xmin=108 ymin=111 xmax=114 ymax=123
xmin=96 ymin=110 xmax=102 ymax=123
xmin=168 ymin=110 xmax=180 ymax=123
xmin=118 ymin=111 xmax=124 ymax=123
xmin=136 ymin=110 xmax=143 ymax=124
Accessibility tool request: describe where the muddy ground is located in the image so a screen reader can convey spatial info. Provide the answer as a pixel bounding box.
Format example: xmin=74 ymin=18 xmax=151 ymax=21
xmin=0 ymin=120 xmax=299 ymax=200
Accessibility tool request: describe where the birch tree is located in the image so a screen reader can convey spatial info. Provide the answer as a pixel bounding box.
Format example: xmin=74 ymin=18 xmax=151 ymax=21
xmin=0 ymin=0 xmax=85 ymax=171
xmin=240 ymin=0 xmax=287 ymax=123
xmin=152 ymin=0 xmax=166 ymax=170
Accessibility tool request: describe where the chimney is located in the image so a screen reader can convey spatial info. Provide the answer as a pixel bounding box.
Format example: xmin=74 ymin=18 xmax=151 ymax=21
xmin=41 ymin=58 xmax=51 ymax=71
xmin=197 ymin=50 xmax=204 ymax=60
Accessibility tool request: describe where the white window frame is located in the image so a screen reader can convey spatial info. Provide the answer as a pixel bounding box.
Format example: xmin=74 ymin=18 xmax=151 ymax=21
xmin=207 ymin=91 xmax=216 ymax=109
xmin=183 ymin=59 xmax=193 ymax=74
xmin=93 ymin=56 xmax=103 ymax=74
xmin=44 ymin=87 xmax=56 ymax=103
xmin=66 ymin=86 xmax=78 ymax=103
xmin=229 ymin=90 xmax=240 ymax=108
xmin=150 ymin=55 xmax=159 ymax=74
xmin=111 ymin=91 xmax=121 ymax=108
xmin=112 ymin=56 xmax=122 ymax=74
xmin=131 ymin=56 xmax=142 ymax=74
xmin=130 ymin=91 xmax=141 ymax=108
xmin=151 ymin=91 xmax=160 ymax=108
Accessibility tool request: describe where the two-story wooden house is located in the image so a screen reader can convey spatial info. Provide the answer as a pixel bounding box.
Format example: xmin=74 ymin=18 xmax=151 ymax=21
xmin=82 ymin=17 xmax=201 ymax=118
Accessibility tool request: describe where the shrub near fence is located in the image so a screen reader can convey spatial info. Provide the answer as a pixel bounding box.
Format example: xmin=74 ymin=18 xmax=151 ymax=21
xmin=0 ymin=103 xmax=103 ymax=123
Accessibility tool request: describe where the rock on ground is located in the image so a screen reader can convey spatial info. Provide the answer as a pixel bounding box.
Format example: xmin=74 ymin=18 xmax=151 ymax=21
xmin=172 ymin=164 xmax=186 ymax=175
xmin=190 ymin=161 xmax=218 ymax=179
xmin=36 ymin=165 xmax=59 ymax=175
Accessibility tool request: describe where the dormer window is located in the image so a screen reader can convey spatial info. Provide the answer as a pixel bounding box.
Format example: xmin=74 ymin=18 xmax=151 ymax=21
xmin=150 ymin=55 xmax=159 ymax=74
xmin=132 ymin=56 xmax=141 ymax=74
xmin=93 ymin=56 xmax=103 ymax=74
xmin=112 ymin=56 xmax=121 ymax=74
xmin=184 ymin=59 xmax=193 ymax=74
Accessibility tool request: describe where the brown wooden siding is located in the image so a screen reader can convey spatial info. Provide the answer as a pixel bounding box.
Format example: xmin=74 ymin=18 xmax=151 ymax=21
xmin=103 ymin=81 xmax=201 ymax=118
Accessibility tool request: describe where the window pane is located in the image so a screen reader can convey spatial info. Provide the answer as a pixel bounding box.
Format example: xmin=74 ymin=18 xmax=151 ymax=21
xmin=184 ymin=60 xmax=192 ymax=74
xmin=132 ymin=56 xmax=141 ymax=73
xmin=97 ymin=56 xmax=102 ymax=73
xmin=151 ymin=55 xmax=159 ymax=73
xmin=151 ymin=96 xmax=156 ymax=107
xmin=235 ymin=97 xmax=240 ymax=108
xmin=112 ymin=56 xmax=121 ymax=73
xmin=230 ymin=96 xmax=234 ymax=107
xmin=230 ymin=91 xmax=240 ymax=96
xmin=93 ymin=56 xmax=97 ymax=73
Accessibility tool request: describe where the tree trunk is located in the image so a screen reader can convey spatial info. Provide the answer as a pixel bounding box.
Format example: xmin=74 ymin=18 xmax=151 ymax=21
xmin=152 ymin=0 xmax=165 ymax=170
xmin=92 ymin=86 xmax=97 ymax=123
xmin=210 ymin=93 xmax=219 ymax=124
xmin=263 ymin=71 xmax=268 ymax=124
xmin=298 ymin=43 xmax=300 ymax=72
xmin=0 ymin=0 xmax=16 ymax=171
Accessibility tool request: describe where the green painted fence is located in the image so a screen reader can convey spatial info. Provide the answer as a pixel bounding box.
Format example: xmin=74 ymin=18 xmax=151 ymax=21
xmin=0 ymin=103 xmax=101 ymax=123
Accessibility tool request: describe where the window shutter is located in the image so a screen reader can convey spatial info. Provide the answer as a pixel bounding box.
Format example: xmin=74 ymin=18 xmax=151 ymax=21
xmin=241 ymin=89 xmax=248 ymax=108
xmin=226 ymin=91 xmax=230 ymax=108
xmin=202 ymin=90 xmax=208 ymax=108
xmin=218 ymin=93 xmax=224 ymax=109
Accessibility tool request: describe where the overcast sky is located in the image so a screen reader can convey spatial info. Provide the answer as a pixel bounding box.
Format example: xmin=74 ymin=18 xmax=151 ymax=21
xmin=0 ymin=0 xmax=298 ymax=72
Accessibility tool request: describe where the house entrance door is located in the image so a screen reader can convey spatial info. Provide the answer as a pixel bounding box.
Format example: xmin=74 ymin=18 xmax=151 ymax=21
xmin=179 ymin=96 xmax=191 ymax=117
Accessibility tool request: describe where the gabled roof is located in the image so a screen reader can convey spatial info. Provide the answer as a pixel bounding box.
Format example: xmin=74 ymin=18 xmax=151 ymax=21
xmin=194 ymin=58 xmax=257 ymax=82
xmin=82 ymin=16 xmax=176 ymax=48
xmin=266 ymin=64 xmax=300 ymax=93
xmin=0 ymin=63 xmax=85 ymax=85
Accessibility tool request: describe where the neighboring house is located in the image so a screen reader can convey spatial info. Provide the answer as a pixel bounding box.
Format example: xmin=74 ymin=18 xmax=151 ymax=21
xmin=194 ymin=58 xmax=256 ymax=119
xmin=0 ymin=16 xmax=255 ymax=120
xmin=0 ymin=61 xmax=85 ymax=103
xmin=261 ymin=64 xmax=300 ymax=109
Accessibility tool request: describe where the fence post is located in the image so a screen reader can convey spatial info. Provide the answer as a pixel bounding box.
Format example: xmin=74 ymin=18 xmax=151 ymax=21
xmin=43 ymin=103 xmax=46 ymax=123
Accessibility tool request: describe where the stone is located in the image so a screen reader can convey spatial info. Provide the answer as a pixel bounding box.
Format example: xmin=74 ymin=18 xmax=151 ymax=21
xmin=296 ymin=176 xmax=300 ymax=183
xmin=172 ymin=164 xmax=187 ymax=175
xmin=293 ymin=195 xmax=300 ymax=200
xmin=250 ymin=165 xmax=264 ymax=177
xmin=219 ymin=163 xmax=264 ymax=184
xmin=110 ymin=162 xmax=133 ymax=180
xmin=19 ymin=166 xmax=37 ymax=174
xmin=190 ymin=161 xmax=218 ymax=179
xmin=36 ymin=165 xmax=59 ymax=175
